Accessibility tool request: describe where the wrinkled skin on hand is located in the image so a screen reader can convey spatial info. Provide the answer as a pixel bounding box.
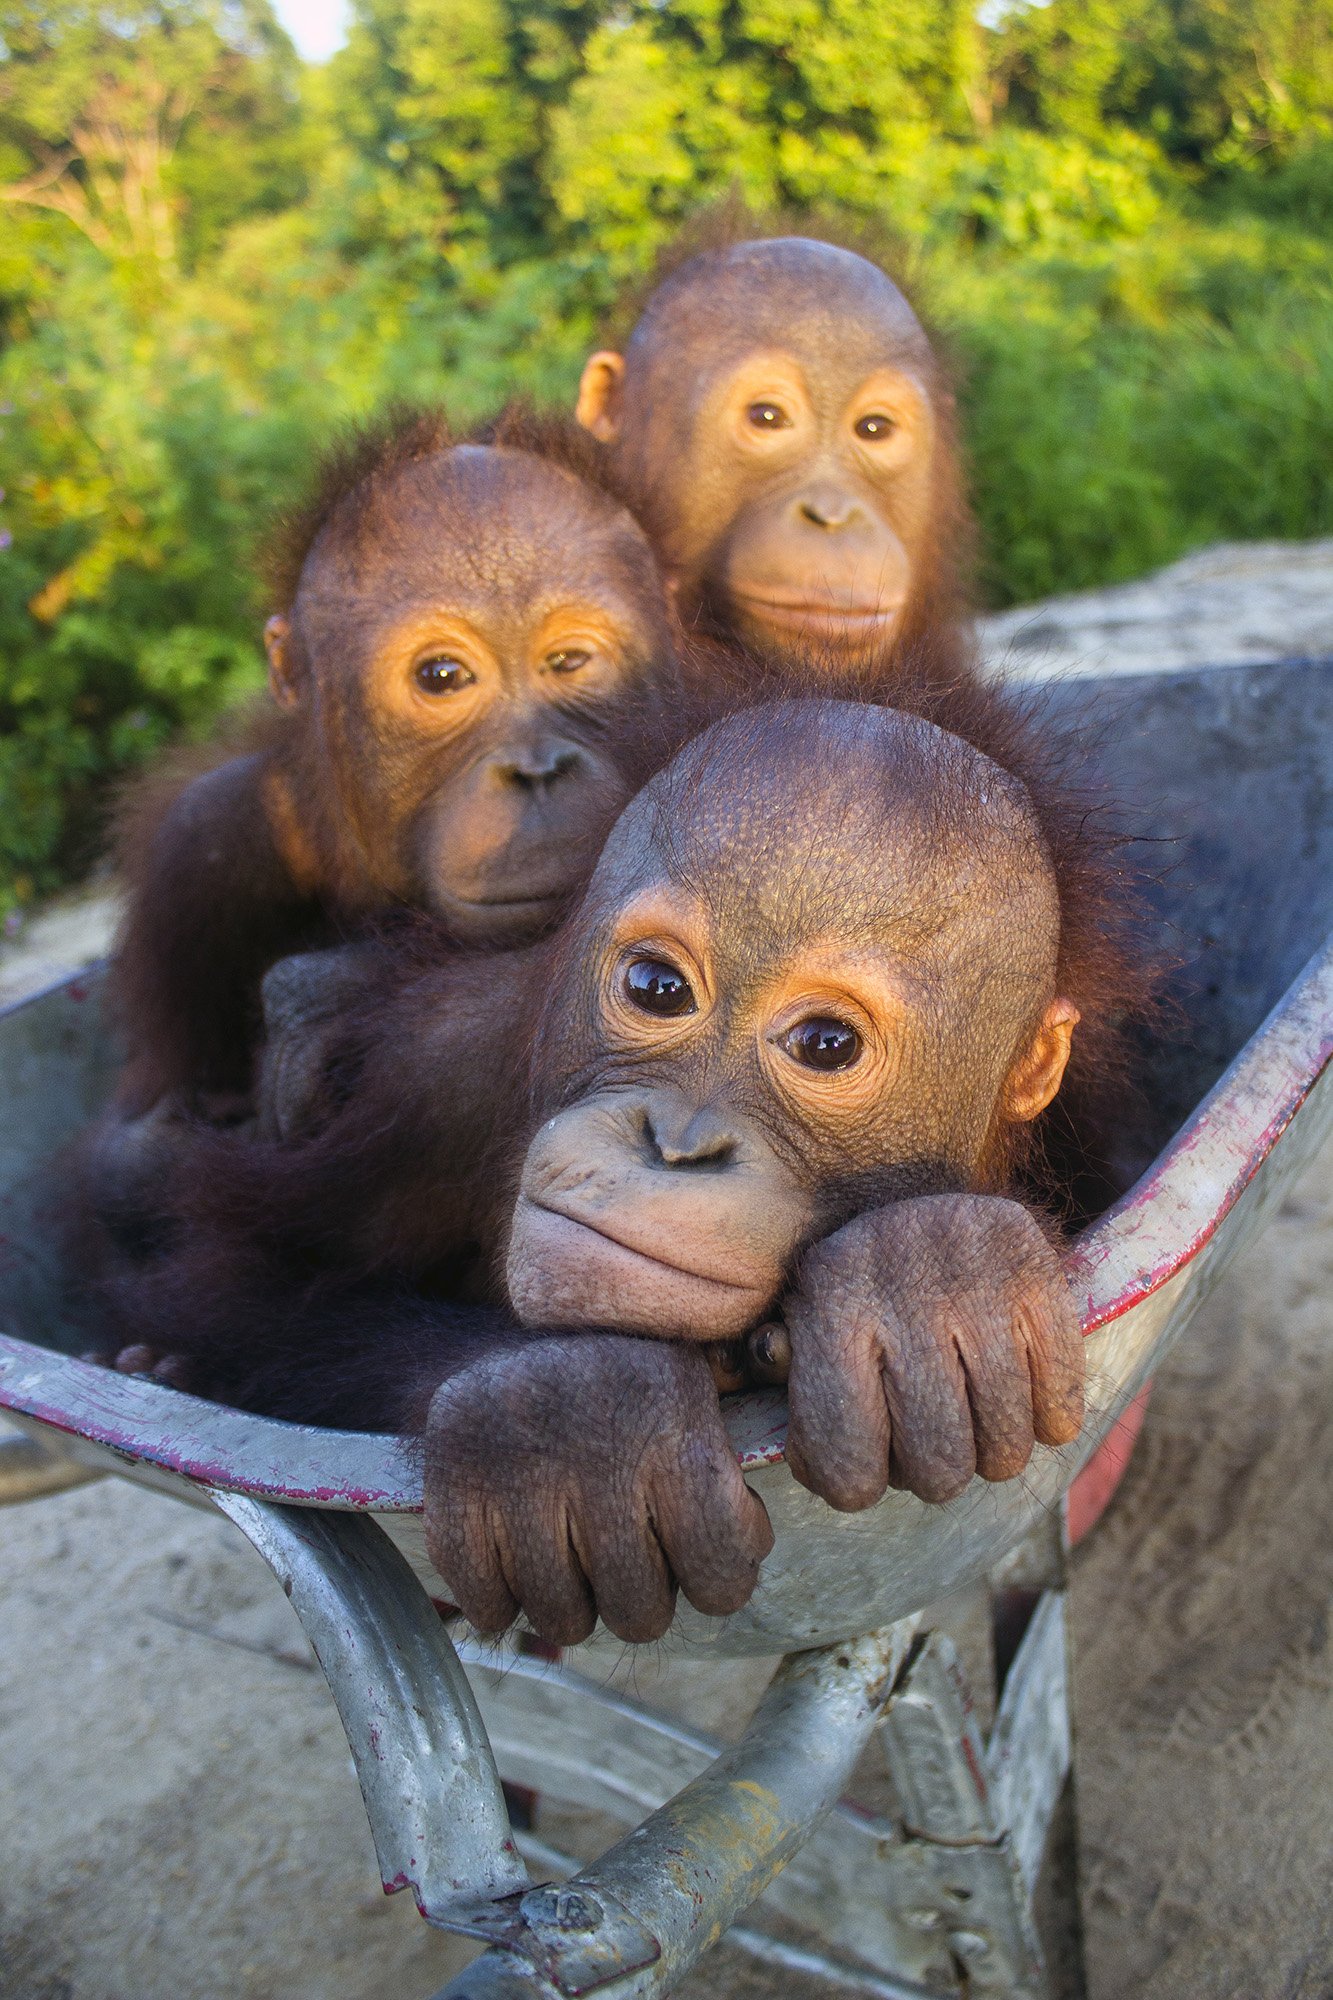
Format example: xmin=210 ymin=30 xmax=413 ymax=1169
xmin=784 ymin=1194 xmax=1084 ymax=1510
xmin=424 ymin=1336 xmax=773 ymax=1646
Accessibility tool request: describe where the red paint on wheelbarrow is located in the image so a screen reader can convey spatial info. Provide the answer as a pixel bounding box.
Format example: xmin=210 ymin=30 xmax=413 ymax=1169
xmin=1066 ymin=1382 xmax=1152 ymax=1546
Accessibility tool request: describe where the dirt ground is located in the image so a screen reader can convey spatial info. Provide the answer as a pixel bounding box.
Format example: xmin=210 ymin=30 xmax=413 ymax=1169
xmin=2 ymin=539 xmax=1331 ymax=2000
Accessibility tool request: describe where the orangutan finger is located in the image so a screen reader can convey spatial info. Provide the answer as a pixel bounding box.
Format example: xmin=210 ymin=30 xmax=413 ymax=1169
xmin=579 ymin=1507 xmax=679 ymax=1645
xmin=1016 ymin=1274 xmax=1085 ymax=1448
xmin=651 ymin=1445 xmax=774 ymax=1620
xmin=503 ymin=1499 xmax=599 ymax=1649
xmin=423 ymin=1492 xmax=521 ymax=1638
xmin=956 ymin=1304 xmax=1036 ymax=1484
xmin=785 ymin=1305 xmax=893 ymax=1513
xmin=882 ymin=1311 xmax=976 ymax=1504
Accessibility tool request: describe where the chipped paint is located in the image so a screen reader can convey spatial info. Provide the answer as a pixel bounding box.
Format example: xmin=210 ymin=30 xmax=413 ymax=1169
xmin=0 ymin=1339 xmax=423 ymax=1506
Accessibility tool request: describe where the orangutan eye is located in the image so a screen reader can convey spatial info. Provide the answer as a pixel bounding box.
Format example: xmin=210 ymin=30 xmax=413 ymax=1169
xmin=747 ymin=401 xmax=790 ymax=431
xmin=783 ymin=1017 xmax=862 ymax=1071
xmin=854 ymin=412 xmax=896 ymax=441
xmin=545 ymin=648 xmax=592 ymax=674
xmin=415 ymin=656 xmax=476 ymax=694
xmin=624 ymin=957 xmax=696 ymax=1017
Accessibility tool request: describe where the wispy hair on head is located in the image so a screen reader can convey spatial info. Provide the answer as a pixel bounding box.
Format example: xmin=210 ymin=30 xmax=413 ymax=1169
xmin=600 ymin=188 xmax=935 ymax=357
xmin=472 ymin=400 xmax=644 ymax=518
xmin=262 ymin=400 xmax=652 ymax=617
xmin=263 ymin=403 xmax=456 ymax=615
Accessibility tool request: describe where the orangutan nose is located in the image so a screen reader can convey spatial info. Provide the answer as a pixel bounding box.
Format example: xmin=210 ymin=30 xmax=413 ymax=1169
xmin=639 ymin=1094 xmax=741 ymax=1170
xmin=797 ymin=485 xmax=864 ymax=531
xmin=493 ymin=739 xmax=585 ymax=791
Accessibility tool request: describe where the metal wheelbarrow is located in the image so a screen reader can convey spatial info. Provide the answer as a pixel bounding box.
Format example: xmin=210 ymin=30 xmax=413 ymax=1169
xmin=2 ymin=658 xmax=1331 ymax=2000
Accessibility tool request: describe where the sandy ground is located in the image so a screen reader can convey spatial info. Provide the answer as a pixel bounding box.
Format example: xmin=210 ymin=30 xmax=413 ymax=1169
xmin=2 ymin=540 xmax=1331 ymax=2000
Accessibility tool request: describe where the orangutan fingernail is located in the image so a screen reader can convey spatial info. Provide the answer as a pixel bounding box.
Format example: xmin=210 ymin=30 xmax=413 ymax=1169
xmin=746 ymin=1321 xmax=791 ymax=1385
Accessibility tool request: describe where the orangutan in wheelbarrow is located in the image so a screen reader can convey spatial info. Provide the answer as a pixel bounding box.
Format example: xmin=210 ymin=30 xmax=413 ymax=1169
xmin=101 ymin=690 xmax=1146 ymax=1645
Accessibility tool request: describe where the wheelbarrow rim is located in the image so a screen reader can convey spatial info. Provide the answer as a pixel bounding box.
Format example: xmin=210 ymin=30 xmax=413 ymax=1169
xmin=2 ymin=928 xmax=1330 ymax=1510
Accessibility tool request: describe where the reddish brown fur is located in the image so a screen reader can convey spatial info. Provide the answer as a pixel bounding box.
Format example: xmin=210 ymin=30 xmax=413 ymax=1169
xmin=91 ymin=653 xmax=1155 ymax=1429
xmin=105 ymin=404 xmax=688 ymax=1114
xmin=107 ymin=703 xmax=324 ymax=1114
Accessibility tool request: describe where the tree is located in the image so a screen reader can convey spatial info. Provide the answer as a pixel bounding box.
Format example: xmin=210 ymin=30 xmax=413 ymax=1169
xmin=325 ymin=0 xmax=602 ymax=261
xmin=994 ymin=0 xmax=1333 ymax=169
xmin=0 ymin=0 xmax=307 ymax=287
xmin=548 ymin=0 xmax=991 ymax=264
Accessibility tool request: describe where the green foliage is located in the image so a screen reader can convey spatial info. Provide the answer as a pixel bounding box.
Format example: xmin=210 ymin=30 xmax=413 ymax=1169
xmin=936 ymin=229 xmax=1333 ymax=599
xmin=1 ymin=0 xmax=1331 ymax=913
xmin=993 ymin=0 xmax=1333 ymax=168
xmin=907 ymin=128 xmax=1166 ymax=247
xmin=1214 ymin=132 xmax=1333 ymax=229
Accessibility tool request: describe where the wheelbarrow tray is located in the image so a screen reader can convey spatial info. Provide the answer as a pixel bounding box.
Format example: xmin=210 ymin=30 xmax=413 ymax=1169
xmin=2 ymin=658 xmax=1332 ymax=1656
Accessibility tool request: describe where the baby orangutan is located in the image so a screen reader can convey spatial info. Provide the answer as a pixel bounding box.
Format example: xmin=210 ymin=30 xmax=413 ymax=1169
xmin=105 ymin=697 xmax=1111 ymax=1646
xmin=109 ymin=408 xmax=681 ymax=1118
xmin=577 ymin=230 xmax=972 ymax=679
xmin=500 ymin=699 xmax=1085 ymax=1509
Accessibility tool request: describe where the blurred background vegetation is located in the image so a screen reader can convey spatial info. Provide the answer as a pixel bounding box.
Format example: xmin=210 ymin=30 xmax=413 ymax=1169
xmin=2 ymin=0 xmax=1332 ymax=913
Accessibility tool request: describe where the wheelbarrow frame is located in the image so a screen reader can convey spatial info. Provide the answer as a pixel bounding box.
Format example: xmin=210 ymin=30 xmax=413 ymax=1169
xmin=3 ymin=659 xmax=1332 ymax=1997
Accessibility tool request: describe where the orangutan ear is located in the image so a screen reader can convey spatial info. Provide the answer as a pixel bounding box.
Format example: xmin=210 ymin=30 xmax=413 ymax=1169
xmin=1001 ymin=999 xmax=1080 ymax=1122
xmin=264 ymin=616 xmax=302 ymax=710
xmin=576 ymin=352 xmax=627 ymax=442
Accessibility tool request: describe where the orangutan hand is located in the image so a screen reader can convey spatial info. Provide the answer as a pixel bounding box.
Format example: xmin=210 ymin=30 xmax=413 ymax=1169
xmin=257 ymin=945 xmax=384 ymax=1142
xmin=423 ymin=1335 xmax=774 ymax=1646
xmin=99 ymin=1343 xmax=196 ymax=1392
xmin=783 ymin=1193 xmax=1084 ymax=1510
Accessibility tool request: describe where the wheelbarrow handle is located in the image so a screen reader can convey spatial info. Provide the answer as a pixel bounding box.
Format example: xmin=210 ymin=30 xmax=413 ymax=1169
xmin=210 ymin=1492 xmax=530 ymax=1920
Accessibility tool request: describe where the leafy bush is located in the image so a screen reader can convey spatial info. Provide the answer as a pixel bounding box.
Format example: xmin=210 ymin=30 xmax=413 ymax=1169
xmin=1 ymin=0 xmax=1330 ymax=914
xmin=933 ymin=225 xmax=1333 ymax=600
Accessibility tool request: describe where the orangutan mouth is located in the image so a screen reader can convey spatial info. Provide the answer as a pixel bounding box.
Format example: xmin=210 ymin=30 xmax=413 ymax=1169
xmin=524 ymin=1194 xmax=761 ymax=1291
xmin=508 ymin=1193 xmax=778 ymax=1340
xmin=733 ymin=591 xmax=903 ymax=639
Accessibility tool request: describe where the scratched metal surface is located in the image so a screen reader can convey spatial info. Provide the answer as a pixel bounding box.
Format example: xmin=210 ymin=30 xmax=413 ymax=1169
xmin=1 ymin=659 xmax=1330 ymax=1648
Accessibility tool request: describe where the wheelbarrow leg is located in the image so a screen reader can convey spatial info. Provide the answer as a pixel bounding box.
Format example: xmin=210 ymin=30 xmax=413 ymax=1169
xmin=207 ymin=1495 xmax=1080 ymax=1998
xmin=449 ymin=1570 xmax=1084 ymax=1995
xmin=209 ymin=1493 xmax=530 ymax=1922
xmin=874 ymin=1617 xmax=1057 ymax=1997
xmin=986 ymin=1512 xmax=1088 ymax=2000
